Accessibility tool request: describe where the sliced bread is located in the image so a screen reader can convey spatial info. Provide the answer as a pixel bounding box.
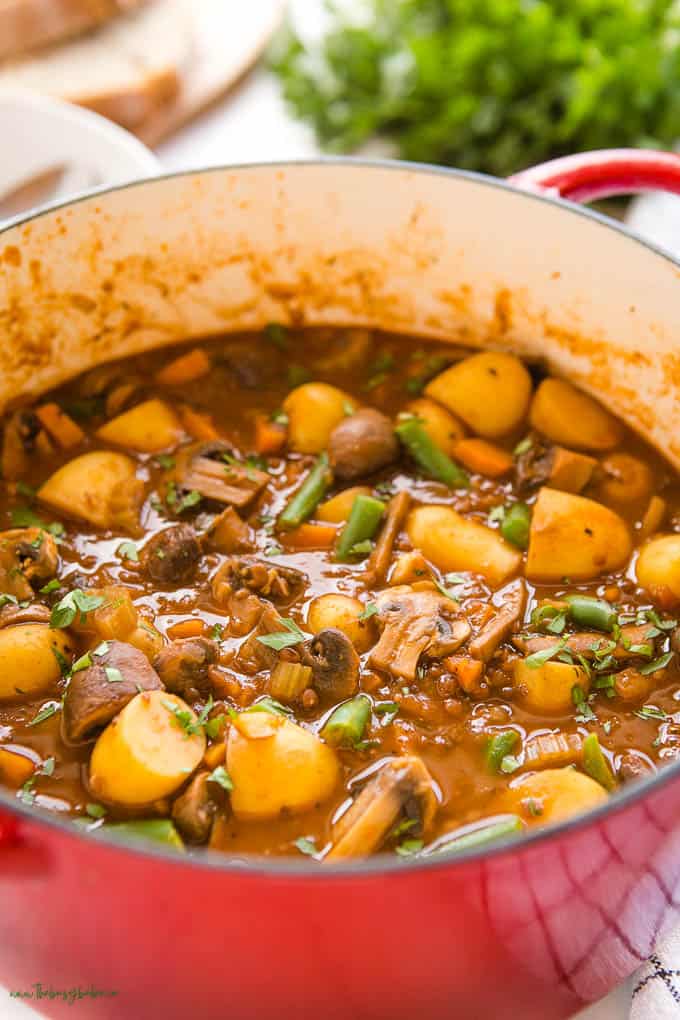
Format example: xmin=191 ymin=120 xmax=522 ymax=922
xmin=0 ymin=0 xmax=193 ymax=128
xmin=0 ymin=0 xmax=149 ymax=61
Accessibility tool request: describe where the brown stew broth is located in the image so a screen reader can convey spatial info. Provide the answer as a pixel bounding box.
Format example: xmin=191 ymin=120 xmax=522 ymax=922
xmin=0 ymin=328 xmax=678 ymax=859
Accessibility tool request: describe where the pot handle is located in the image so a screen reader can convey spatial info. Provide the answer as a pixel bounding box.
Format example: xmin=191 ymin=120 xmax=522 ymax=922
xmin=509 ymin=148 xmax=680 ymax=204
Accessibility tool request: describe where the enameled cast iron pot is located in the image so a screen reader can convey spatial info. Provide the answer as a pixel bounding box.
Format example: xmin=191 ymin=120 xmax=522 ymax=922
xmin=1 ymin=150 xmax=680 ymax=1020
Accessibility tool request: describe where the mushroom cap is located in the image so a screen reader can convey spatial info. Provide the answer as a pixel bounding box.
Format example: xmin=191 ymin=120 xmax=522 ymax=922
xmin=329 ymin=409 xmax=399 ymax=481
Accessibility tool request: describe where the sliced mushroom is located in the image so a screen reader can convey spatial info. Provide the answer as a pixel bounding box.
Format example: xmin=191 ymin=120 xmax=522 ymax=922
xmin=328 ymin=408 xmax=399 ymax=481
xmin=206 ymin=506 xmax=254 ymax=554
xmin=468 ymin=579 xmax=527 ymax=662
xmin=1 ymin=410 xmax=49 ymax=480
xmin=299 ymin=628 xmax=360 ymax=703
xmin=212 ymin=556 xmax=306 ymax=607
xmin=173 ymin=441 xmax=269 ymax=509
xmin=364 ymin=490 xmax=411 ymax=587
xmin=61 ymin=640 xmax=162 ymax=745
xmin=513 ymin=624 xmax=657 ymax=662
xmin=326 ymin=756 xmax=437 ymax=860
xmin=515 ymin=436 xmax=597 ymax=495
xmin=153 ymin=637 xmax=219 ymax=702
xmin=0 ymin=603 xmax=50 ymax=629
xmin=0 ymin=528 xmax=59 ymax=599
xmin=369 ymin=586 xmax=471 ymax=681
xmin=142 ymin=524 xmax=202 ymax=584
xmin=171 ymin=771 xmax=218 ymax=844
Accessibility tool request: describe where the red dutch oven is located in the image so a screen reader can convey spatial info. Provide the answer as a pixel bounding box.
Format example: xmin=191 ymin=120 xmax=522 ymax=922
xmin=1 ymin=150 xmax=680 ymax=1020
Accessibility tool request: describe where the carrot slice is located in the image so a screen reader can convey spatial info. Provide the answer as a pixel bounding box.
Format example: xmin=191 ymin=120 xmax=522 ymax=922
xmin=453 ymin=438 xmax=513 ymax=478
xmin=158 ymin=348 xmax=211 ymax=386
xmin=280 ymin=522 xmax=338 ymax=550
xmin=167 ymin=619 xmax=207 ymax=640
xmin=35 ymin=403 xmax=85 ymax=448
xmin=179 ymin=404 xmax=220 ymax=441
xmin=254 ymin=415 xmax=286 ymax=455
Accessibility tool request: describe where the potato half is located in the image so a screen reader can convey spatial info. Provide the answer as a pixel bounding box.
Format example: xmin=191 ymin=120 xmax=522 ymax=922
xmin=38 ymin=451 xmax=143 ymax=531
xmin=89 ymin=691 xmax=205 ymax=806
xmin=529 ymin=378 xmax=623 ymax=451
xmin=636 ymin=534 xmax=680 ymax=606
xmin=407 ymin=504 xmax=522 ymax=587
xmin=425 ymin=352 xmax=532 ymax=438
xmin=283 ymin=383 xmax=358 ymax=454
xmin=0 ymin=624 xmax=72 ymax=702
xmin=506 ymin=768 xmax=608 ymax=827
xmin=514 ymin=659 xmax=590 ymax=714
xmin=526 ymin=488 xmax=631 ymax=581
xmin=227 ymin=711 xmax=340 ymax=820
xmin=96 ymin=399 xmax=183 ymax=453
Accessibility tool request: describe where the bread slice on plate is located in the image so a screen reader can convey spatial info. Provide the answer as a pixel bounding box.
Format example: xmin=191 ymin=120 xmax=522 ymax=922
xmin=0 ymin=0 xmax=193 ymax=128
xmin=0 ymin=0 xmax=149 ymax=61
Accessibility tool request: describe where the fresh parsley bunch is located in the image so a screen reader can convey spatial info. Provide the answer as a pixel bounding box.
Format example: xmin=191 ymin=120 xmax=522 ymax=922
xmin=271 ymin=0 xmax=680 ymax=176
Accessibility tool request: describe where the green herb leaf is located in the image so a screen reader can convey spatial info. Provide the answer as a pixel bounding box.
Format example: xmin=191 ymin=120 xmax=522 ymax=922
xmin=208 ymin=765 xmax=234 ymax=792
xmin=210 ymin=623 xmax=224 ymax=640
xmin=157 ymin=454 xmax=176 ymax=470
xmin=395 ymin=838 xmax=424 ymax=857
xmin=104 ymin=667 xmax=124 ymax=684
xmin=374 ymin=701 xmax=399 ymax=723
xmin=358 ymin=602 xmax=378 ymax=622
xmin=39 ymin=579 xmax=61 ymax=594
xmin=256 ymin=617 xmax=307 ymax=651
xmin=0 ymin=593 xmax=18 ymax=608
xmin=294 ymin=836 xmax=318 ymax=857
xmin=27 ymin=701 xmax=60 ymax=727
xmin=639 ymin=651 xmax=674 ymax=675
xmin=513 ymin=437 xmax=532 ymax=456
xmin=525 ymin=639 xmax=567 ymax=669
xmin=247 ymin=696 xmax=294 ymax=717
xmin=117 ymin=541 xmax=139 ymax=562
xmin=49 ymin=589 xmax=104 ymax=629
xmin=86 ymin=803 xmax=107 ymax=820
xmin=634 ymin=704 xmax=668 ymax=721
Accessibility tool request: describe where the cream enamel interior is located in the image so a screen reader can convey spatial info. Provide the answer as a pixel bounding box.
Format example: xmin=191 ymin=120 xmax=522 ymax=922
xmin=0 ymin=163 xmax=678 ymax=466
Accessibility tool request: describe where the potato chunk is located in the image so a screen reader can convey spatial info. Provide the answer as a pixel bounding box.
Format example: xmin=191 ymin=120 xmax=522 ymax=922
xmin=407 ymin=504 xmax=522 ymax=587
xmin=89 ymin=691 xmax=205 ymax=806
xmin=529 ymin=378 xmax=623 ymax=451
xmin=227 ymin=710 xmax=339 ymax=820
xmin=425 ymin=352 xmax=532 ymax=438
xmin=596 ymin=452 xmax=653 ymax=505
xmin=526 ymin=488 xmax=631 ymax=581
xmin=283 ymin=383 xmax=358 ymax=454
xmin=507 ymin=768 xmax=608 ymax=827
xmin=403 ymin=398 xmax=465 ymax=455
xmin=307 ymin=593 xmax=376 ymax=653
xmin=0 ymin=624 xmax=73 ymax=702
xmin=38 ymin=451 xmax=143 ymax=531
xmin=96 ymin=399 xmax=183 ymax=453
xmin=514 ymin=659 xmax=590 ymax=714
xmin=636 ymin=534 xmax=680 ymax=607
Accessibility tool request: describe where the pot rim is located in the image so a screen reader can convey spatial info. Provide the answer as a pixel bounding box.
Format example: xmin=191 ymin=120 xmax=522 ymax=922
xmin=1 ymin=155 xmax=679 ymax=879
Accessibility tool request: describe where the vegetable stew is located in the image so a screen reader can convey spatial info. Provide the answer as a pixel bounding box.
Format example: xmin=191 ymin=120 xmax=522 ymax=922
xmin=0 ymin=327 xmax=678 ymax=861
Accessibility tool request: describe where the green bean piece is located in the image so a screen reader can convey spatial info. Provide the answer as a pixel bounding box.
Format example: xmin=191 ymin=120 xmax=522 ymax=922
xmin=321 ymin=695 xmax=372 ymax=747
xmin=430 ymin=815 xmax=524 ymax=856
xmin=278 ymin=453 xmax=332 ymax=530
xmin=500 ymin=502 xmax=531 ymax=549
xmin=485 ymin=730 xmax=520 ymax=773
xmin=582 ymin=733 xmax=616 ymax=791
xmin=395 ymin=418 xmax=469 ymax=488
xmin=102 ymin=819 xmax=185 ymax=850
xmin=335 ymin=494 xmax=385 ymax=561
xmin=566 ymin=595 xmax=617 ymax=632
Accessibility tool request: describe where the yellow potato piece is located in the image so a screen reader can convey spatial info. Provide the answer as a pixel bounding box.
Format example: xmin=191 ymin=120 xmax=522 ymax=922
xmin=317 ymin=486 xmax=371 ymax=523
xmin=283 ymin=383 xmax=358 ymax=454
xmin=407 ymin=504 xmax=522 ymax=588
xmin=514 ymin=659 xmax=590 ymax=714
xmin=636 ymin=534 xmax=680 ymax=605
xmin=89 ymin=691 xmax=205 ymax=806
xmin=227 ymin=711 xmax=340 ymax=820
xmin=96 ymin=399 xmax=183 ymax=453
xmin=403 ymin=398 xmax=465 ymax=455
xmin=526 ymin=488 xmax=632 ymax=582
xmin=38 ymin=451 xmax=143 ymax=531
xmin=0 ymin=624 xmax=72 ymax=702
xmin=529 ymin=378 xmax=623 ymax=451
xmin=425 ymin=352 xmax=532 ymax=438
xmin=507 ymin=768 xmax=608 ymax=827
xmin=307 ymin=593 xmax=376 ymax=653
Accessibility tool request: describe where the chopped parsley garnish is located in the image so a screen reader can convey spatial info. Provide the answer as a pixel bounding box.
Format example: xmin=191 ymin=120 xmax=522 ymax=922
xmin=434 ymin=579 xmax=459 ymax=602
xmin=294 ymin=836 xmax=318 ymax=857
xmin=163 ymin=694 xmax=225 ymax=739
xmin=210 ymin=623 xmax=224 ymax=641
xmin=27 ymin=702 xmax=60 ymax=727
xmin=71 ymin=652 xmax=93 ymax=674
xmin=374 ymin=701 xmax=400 ymax=724
xmin=639 ymin=651 xmax=674 ymax=675
xmin=634 ymin=704 xmax=668 ymax=721
xmin=256 ymin=617 xmax=307 ymax=651
xmin=500 ymin=755 xmax=521 ymax=774
xmin=270 ymin=410 xmax=289 ymax=426
xmin=0 ymin=593 xmax=18 ymax=609
xmin=86 ymin=803 xmax=107 ymax=820
xmin=208 ymin=765 xmax=233 ymax=792
xmin=49 ymin=589 xmax=104 ymax=629
xmin=117 ymin=541 xmax=139 ymax=562
xmin=19 ymin=756 xmax=55 ymax=805
xmin=513 ymin=436 xmax=533 ymax=456
xmin=358 ymin=602 xmax=378 ymax=622
xmin=176 ymin=489 xmax=202 ymax=514
xmin=10 ymin=506 xmax=64 ymax=536
xmin=395 ymin=838 xmax=424 ymax=857
xmin=348 ymin=539 xmax=373 ymax=557
xmin=104 ymin=667 xmax=124 ymax=684
xmin=572 ymin=683 xmax=597 ymax=723
xmin=525 ymin=638 xmax=568 ymax=669
xmin=39 ymin=579 xmax=61 ymax=594
xmin=156 ymin=454 xmax=176 ymax=470
xmin=247 ymin=696 xmax=293 ymax=717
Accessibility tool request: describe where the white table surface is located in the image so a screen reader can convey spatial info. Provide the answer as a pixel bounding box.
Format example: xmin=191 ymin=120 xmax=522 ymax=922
xmin=10 ymin=27 xmax=680 ymax=1018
